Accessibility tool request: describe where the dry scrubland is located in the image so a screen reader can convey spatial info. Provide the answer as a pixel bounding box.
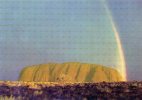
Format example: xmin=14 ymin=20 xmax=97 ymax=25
xmin=0 ymin=63 xmax=134 ymax=99
xmin=0 ymin=81 xmax=142 ymax=100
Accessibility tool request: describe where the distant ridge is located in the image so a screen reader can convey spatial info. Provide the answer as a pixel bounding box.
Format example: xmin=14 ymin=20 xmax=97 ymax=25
xmin=19 ymin=62 xmax=123 ymax=82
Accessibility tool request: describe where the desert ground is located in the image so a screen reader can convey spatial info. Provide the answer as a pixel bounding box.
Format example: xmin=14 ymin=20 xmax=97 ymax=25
xmin=0 ymin=81 xmax=142 ymax=100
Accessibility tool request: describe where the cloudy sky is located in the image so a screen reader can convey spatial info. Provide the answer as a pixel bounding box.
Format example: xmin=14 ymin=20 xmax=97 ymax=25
xmin=0 ymin=0 xmax=142 ymax=81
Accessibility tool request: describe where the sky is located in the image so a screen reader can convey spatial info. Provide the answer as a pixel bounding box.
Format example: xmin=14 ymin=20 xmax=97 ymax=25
xmin=0 ymin=0 xmax=142 ymax=81
xmin=108 ymin=0 xmax=142 ymax=80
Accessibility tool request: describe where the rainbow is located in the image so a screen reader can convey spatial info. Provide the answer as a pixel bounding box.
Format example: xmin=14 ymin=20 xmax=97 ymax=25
xmin=102 ymin=0 xmax=127 ymax=81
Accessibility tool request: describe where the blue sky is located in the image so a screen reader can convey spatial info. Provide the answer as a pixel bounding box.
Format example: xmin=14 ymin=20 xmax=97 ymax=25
xmin=0 ymin=0 xmax=142 ymax=81
xmin=108 ymin=0 xmax=142 ymax=80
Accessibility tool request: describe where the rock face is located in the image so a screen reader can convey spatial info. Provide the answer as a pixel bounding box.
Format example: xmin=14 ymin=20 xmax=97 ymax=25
xmin=19 ymin=62 xmax=123 ymax=82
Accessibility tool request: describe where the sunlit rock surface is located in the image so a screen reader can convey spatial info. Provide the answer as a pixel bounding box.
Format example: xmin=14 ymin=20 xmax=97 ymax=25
xmin=19 ymin=62 xmax=123 ymax=82
xmin=19 ymin=62 xmax=122 ymax=82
